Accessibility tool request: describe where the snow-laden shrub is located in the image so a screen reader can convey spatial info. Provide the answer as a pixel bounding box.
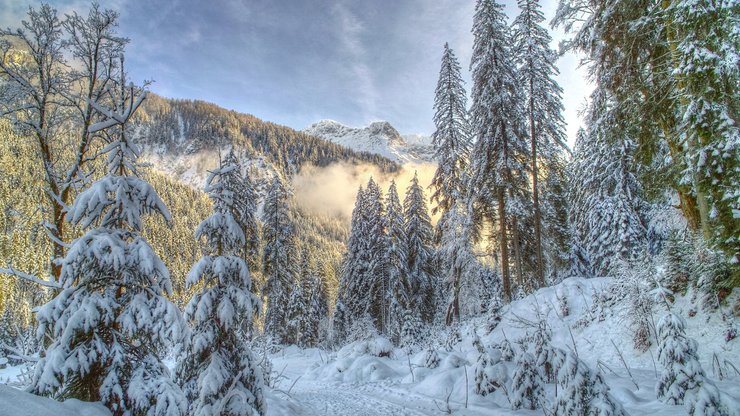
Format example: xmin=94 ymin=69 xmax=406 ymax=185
xmin=554 ymin=351 xmax=627 ymax=416
xmin=419 ymin=347 xmax=440 ymax=369
xmin=655 ymin=312 xmax=715 ymax=409
xmin=474 ymin=348 xmax=505 ymax=396
xmin=510 ymin=352 xmax=544 ymax=410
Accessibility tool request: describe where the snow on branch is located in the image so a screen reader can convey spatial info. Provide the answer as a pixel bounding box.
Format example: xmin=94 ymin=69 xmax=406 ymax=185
xmin=86 ymin=87 xmax=148 ymax=133
xmin=0 ymin=266 xmax=61 ymax=289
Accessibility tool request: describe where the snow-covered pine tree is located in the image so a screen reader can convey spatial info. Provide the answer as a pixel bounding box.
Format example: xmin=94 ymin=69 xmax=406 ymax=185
xmin=176 ymin=160 xmax=265 ymax=416
xmin=669 ymin=0 xmax=739 ymax=259
xmin=554 ymin=352 xmax=627 ymax=416
xmin=474 ymin=346 xmax=505 ymax=396
xmin=430 ymin=43 xmax=471 ymax=219
xmin=262 ymin=175 xmax=296 ymax=344
xmin=510 ymin=352 xmax=544 ymax=410
xmin=285 ymin=271 xmax=307 ymax=347
xmin=530 ymin=320 xmax=558 ymax=382
xmin=335 ymin=186 xmax=367 ymax=341
xmin=385 ymin=181 xmax=411 ymax=344
xmin=303 ymin=262 xmax=326 ymax=348
xmin=218 ymin=150 xmax=261 ymax=338
xmin=404 ymin=172 xmax=435 ymax=323
xmin=220 ymin=150 xmax=260 ymax=273
xmin=468 ymin=0 xmax=530 ymax=302
xmin=363 ymin=178 xmax=389 ymax=333
xmin=31 ymin=79 xmax=187 ymax=415
xmin=512 ymin=0 xmax=567 ymax=288
xmin=438 ymin=200 xmax=478 ymax=324
xmin=570 ymin=102 xmax=648 ymax=276
xmin=656 ymin=312 xmax=704 ymax=404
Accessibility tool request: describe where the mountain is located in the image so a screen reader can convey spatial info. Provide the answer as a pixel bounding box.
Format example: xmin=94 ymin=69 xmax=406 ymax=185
xmin=303 ymin=120 xmax=435 ymax=164
xmin=131 ymin=95 xmax=399 ymax=187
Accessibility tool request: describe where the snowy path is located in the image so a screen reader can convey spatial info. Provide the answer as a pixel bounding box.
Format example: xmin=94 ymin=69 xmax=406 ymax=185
xmin=288 ymin=381 xmax=431 ymax=416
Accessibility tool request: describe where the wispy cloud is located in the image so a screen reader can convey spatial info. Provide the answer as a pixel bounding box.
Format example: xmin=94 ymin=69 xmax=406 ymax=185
xmin=331 ymin=1 xmax=378 ymax=123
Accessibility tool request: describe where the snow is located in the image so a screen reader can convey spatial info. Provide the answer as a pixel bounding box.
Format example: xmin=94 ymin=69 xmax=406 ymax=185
xmin=0 ymin=384 xmax=110 ymax=416
xmin=303 ymin=120 xmax=435 ymax=164
xmin=2 ymin=277 xmax=737 ymax=415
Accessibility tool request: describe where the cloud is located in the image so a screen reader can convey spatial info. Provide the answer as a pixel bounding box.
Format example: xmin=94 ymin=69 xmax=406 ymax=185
xmin=292 ymin=161 xmax=439 ymax=223
xmin=331 ymin=1 xmax=378 ymax=123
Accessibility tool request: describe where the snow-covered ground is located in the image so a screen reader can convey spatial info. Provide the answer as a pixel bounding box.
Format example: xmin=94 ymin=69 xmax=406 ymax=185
xmin=2 ymin=277 xmax=737 ymax=415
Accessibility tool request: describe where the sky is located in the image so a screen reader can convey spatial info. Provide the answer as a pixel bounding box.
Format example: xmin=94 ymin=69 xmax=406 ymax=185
xmin=1 ymin=0 xmax=590 ymax=144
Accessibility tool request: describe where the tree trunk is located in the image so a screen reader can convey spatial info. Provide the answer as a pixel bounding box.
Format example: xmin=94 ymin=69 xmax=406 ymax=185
xmin=663 ymin=0 xmax=711 ymax=239
xmin=446 ymin=265 xmax=461 ymax=325
xmin=511 ymin=216 xmax=524 ymax=291
xmin=497 ymin=190 xmax=511 ymax=303
xmin=529 ymin=77 xmax=545 ymax=288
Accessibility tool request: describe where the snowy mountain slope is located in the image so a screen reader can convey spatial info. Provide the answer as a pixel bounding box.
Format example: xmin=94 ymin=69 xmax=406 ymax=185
xmin=303 ymin=120 xmax=435 ymax=164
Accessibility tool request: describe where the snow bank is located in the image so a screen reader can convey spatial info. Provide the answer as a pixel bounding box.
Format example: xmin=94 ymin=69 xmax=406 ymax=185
xmin=0 ymin=385 xmax=110 ymax=416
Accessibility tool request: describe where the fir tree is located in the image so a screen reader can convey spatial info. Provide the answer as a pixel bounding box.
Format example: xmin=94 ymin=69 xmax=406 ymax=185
xmin=474 ymin=347 xmax=505 ymax=396
xmin=656 ymin=312 xmax=705 ymax=405
xmin=31 ymin=82 xmax=187 ymax=415
xmin=404 ymin=172 xmax=435 ymax=323
xmin=430 ymin=43 xmax=471 ymax=218
xmin=554 ymin=352 xmax=627 ymax=416
xmin=512 ymin=0 xmax=567 ymax=288
xmin=176 ymin=161 xmax=265 ymax=416
xmin=384 ymin=181 xmax=410 ymax=344
xmin=262 ymin=175 xmax=296 ymax=344
xmin=468 ymin=0 xmax=530 ymax=302
xmin=285 ymin=272 xmax=307 ymax=346
xmin=437 ymin=200 xmax=478 ymax=324
xmin=510 ymin=352 xmax=544 ymax=410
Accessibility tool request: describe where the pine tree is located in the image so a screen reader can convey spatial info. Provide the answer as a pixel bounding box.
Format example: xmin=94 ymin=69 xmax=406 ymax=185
xmin=176 ymin=161 xmax=265 ymax=416
xmin=438 ymin=200 xmax=478 ymax=324
xmin=384 ymin=181 xmax=410 ymax=344
xmin=335 ymin=186 xmax=367 ymax=342
xmin=570 ymin=112 xmax=647 ymax=276
xmin=220 ymin=150 xmax=260 ymax=273
xmin=31 ymin=82 xmax=187 ymax=415
xmin=285 ymin=272 xmax=307 ymax=346
xmin=430 ymin=43 xmax=471 ymax=218
xmin=512 ymin=0 xmax=567 ymax=288
xmin=262 ymin=175 xmax=296 ymax=344
xmin=404 ymin=172 xmax=435 ymax=323
xmin=554 ymin=352 xmax=627 ymax=416
xmin=656 ymin=312 xmax=705 ymax=405
xmin=510 ymin=352 xmax=544 ymax=410
xmin=363 ymin=178 xmax=389 ymax=332
xmin=303 ymin=263 xmax=326 ymax=348
xmin=474 ymin=347 xmax=505 ymax=396
xmin=468 ymin=0 xmax=530 ymax=302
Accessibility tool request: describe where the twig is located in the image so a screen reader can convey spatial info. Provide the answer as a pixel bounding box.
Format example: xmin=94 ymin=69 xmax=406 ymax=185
xmin=610 ymin=339 xmax=639 ymax=390
xmin=287 ymin=375 xmax=301 ymax=395
xmin=596 ymin=359 xmax=619 ymax=376
xmin=464 ymin=363 xmax=469 ymax=409
xmin=648 ymin=348 xmax=658 ymax=378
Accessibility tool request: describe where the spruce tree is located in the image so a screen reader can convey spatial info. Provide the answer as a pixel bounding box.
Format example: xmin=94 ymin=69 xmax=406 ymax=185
xmin=656 ymin=312 xmax=713 ymax=407
xmin=438 ymin=200 xmax=477 ymax=324
xmin=469 ymin=0 xmax=530 ymax=302
xmin=262 ymin=175 xmax=296 ymax=344
xmin=335 ymin=186 xmax=367 ymax=341
xmin=31 ymin=83 xmax=187 ymax=415
xmin=512 ymin=0 xmax=567 ymax=288
xmin=430 ymin=43 xmax=471 ymax=218
xmin=363 ymin=178 xmax=389 ymax=332
xmin=554 ymin=352 xmax=627 ymax=416
xmin=510 ymin=352 xmax=544 ymax=410
xmin=176 ymin=161 xmax=265 ymax=416
xmin=384 ymin=181 xmax=410 ymax=344
xmin=404 ymin=172 xmax=435 ymax=323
